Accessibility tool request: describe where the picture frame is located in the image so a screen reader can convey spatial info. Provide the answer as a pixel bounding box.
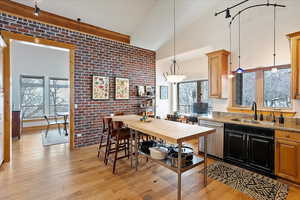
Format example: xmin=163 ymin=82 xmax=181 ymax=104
xmin=115 ymin=77 xmax=129 ymax=100
xmin=160 ymin=86 xmax=168 ymax=100
xmin=92 ymin=76 xmax=109 ymax=100
xmin=137 ymin=85 xmax=146 ymax=97
xmin=146 ymin=85 xmax=155 ymax=97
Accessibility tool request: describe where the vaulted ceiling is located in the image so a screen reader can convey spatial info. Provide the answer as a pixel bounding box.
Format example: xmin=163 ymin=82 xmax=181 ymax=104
xmin=11 ymin=0 xmax=221 ymax=50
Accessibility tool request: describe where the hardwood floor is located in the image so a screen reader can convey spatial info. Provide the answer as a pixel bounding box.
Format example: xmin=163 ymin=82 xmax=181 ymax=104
xmin=0 ymin=130 xmax=300 ymax=200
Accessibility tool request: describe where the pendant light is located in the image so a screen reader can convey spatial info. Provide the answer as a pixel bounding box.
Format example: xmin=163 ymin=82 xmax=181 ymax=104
xmin=228 ymin=22 xmax=235 ymax=78
xmin=163 ymin=0 xmax=186 ymax=83
xmin=235 ymin=13 xmax=244 ymax=73
xmin=271 ymin=4 xmax=277 ymax=73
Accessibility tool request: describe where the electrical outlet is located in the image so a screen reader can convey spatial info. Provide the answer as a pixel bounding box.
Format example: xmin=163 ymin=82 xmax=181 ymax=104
xmin=77 ymin=134 xmax=82 ymax=137
xmin=75 ymin=104 xmax=78 ymax=109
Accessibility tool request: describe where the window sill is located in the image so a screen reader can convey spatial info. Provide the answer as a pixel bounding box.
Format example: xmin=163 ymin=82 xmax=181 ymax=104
xmin=227 ymin=107 xmax=296 ymax=117
xmin=23 ymin=116 xmax=64 ymax=122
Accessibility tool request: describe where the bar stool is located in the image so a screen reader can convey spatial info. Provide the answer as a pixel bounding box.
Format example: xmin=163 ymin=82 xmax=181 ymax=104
xmin=105 ymin=121 xmax=131 ymax=174
xmin=97 ymin=117 xmax=112 ymax=158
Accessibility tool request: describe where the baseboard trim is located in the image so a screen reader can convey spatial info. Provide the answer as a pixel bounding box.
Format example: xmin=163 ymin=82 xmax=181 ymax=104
xmin=22 ymin=124 xmax=59 ymax=133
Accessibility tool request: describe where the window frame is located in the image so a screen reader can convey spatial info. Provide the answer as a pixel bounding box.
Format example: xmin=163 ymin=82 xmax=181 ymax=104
xmin=177 ymin=79 xmax=211 ymax=114
xmin=20 ymin=75 xmax=45 ymax=119
xmin=48 ymin=77 xmax=69 ymax=116
xmin=232 ymin=64 xmax=291 ymax=110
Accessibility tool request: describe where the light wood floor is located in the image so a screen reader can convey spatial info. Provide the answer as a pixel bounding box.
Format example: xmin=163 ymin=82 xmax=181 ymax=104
xmin=0 ymin=130 xmax=300 ymax=200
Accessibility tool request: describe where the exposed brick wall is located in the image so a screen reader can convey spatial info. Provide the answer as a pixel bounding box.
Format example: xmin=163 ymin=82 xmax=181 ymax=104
xmin=0 ymin=13 xmax=156 ymax=147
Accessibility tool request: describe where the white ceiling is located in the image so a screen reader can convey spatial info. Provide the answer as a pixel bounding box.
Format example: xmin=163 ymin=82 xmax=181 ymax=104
xmin=12 ymin=0 xmax=221 ymax=50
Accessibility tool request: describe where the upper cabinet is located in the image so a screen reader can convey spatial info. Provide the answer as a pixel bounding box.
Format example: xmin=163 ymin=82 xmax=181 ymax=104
xmin=288 ymin=31 xmax=300 ymax=99
xmin=206 ymin=50 xmax=230 ymax=99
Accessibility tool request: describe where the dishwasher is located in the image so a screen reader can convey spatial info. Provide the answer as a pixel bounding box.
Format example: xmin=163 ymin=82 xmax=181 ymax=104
xmin=199 ymin=120 xmax=224 ymax=159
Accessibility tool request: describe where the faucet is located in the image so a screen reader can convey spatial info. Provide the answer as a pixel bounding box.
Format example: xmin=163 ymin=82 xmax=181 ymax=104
xmin=251 ymin=101 xmax=258 ymax=120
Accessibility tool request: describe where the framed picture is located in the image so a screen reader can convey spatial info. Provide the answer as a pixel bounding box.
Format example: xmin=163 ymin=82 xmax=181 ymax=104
xmin=92 ymin=76 xmax=109 ymax=100
xmin=146 ymin=86 xmax=155 ymax=97
xmin=137 ymin=85 xmax=145 ymax=97
xmin=115 ymin=78 xmax=129 ymax=99
xmin=160 ymin=86 xmax=168 ymax=100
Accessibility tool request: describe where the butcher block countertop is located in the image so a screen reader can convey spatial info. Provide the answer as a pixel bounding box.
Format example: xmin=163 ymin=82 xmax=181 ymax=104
xmin=107 ymin=114 xmax=215 ymax=143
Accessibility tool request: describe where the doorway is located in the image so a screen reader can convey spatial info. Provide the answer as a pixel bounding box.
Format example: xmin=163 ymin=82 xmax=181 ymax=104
xmin=1 ymin=31 xmax=75 ymax=162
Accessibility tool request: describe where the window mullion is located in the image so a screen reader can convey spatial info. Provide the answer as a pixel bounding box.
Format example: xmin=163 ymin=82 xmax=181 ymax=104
xmin=256 ymin=70 xmax=264 ymax=108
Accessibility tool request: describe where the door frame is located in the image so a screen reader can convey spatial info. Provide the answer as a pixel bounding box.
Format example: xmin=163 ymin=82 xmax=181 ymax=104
xmin=1 ymin=31 xmax=76 ymax=162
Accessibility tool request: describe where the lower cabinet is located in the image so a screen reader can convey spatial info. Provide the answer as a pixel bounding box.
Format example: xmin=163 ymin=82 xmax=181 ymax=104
xmin=224 ymin=130 xmax=247 ymax=163
xmin=224 ymin=123 xmax=274 ymax=177
xmin=248 ymin=134 xmax=274 ymax=173
xmin=275 ymin=130 xmax=300 ymax=183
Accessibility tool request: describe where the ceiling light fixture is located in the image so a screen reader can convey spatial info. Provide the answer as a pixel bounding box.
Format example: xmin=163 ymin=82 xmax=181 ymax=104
xmin=272 ymin=4 xmax=277 ymax=73
xmin=215 ymin=0 xmax=249 ymax=19
xmin=228 ymin=22 xmax=234 ymax=78
xmin=34 ymin=2 xmax=40 ymax=16
xmin=225 ymin=9 xmax=231 ymax=19
xmin=235 ymin=13 xmax=245 ymax=74
xmin=163 ymin=0 xmax=186 ymax=83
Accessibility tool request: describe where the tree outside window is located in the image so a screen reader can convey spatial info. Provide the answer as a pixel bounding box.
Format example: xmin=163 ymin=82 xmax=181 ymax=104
xmin=49 ymin=78 xmax=69 ymax=116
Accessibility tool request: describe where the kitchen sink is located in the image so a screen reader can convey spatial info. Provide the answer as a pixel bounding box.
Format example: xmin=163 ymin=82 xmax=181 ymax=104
xmin=230 ymin=118 xmax=274 ymax=126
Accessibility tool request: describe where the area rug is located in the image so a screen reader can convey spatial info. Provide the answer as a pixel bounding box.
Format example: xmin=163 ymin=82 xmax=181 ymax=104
xmin=41 ymin=129 xmax=69 ymax=146
xmin=200 ymin=162 xmax=288 ymax=200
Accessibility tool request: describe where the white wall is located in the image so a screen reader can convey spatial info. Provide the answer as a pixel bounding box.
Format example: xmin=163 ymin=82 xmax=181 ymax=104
xmin=11 ymin=40 xmax=69 ymax=126
xmin=156 ymin=0 xmax=300 ymax=117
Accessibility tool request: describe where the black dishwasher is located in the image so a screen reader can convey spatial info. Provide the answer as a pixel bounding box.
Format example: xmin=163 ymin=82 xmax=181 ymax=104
xmin=224 ymin=123 xmax=275 ymax=177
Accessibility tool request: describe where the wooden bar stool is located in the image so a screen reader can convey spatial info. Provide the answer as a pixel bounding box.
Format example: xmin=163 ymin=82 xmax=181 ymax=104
xmin=105 ymin=121 xmax=131 ymax=174
xmin=97 ymin=117 xmax=112 ymax=158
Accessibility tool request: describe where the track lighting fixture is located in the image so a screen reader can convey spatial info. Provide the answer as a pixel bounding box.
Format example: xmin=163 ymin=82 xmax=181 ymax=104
xmin=34 ymin=2 xmax=40 ymax=16
xmin=225 ymin=9 xmax=231 ymax=18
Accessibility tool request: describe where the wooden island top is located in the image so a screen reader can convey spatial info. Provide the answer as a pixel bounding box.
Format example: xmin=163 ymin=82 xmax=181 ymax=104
xmin=107 ymin=114 xmax=215 ymax=143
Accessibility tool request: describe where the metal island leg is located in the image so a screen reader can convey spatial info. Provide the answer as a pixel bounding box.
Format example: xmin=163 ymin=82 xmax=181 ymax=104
xmin=204 ymin=135 xmax=208 ymax=186
xmin=177 ymin=142 xmax=182 ymax=200
xmin=135 ymin=130 xmax=139 ymax=171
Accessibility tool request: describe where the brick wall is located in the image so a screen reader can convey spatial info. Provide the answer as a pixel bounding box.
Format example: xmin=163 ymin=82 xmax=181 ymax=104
xmin=0 ymin=13 xmax=156 ymax=147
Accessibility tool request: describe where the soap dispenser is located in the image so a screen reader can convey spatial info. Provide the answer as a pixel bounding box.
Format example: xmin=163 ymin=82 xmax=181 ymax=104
xmin=279 ymin=113 xmax=285 ymax=124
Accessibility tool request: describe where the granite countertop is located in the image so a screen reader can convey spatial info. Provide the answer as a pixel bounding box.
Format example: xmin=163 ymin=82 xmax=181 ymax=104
xmin=198 ymin=113 xmax=300 ymax=133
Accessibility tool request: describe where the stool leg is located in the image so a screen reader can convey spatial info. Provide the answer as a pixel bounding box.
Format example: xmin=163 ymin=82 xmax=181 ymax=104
xmin=104 ymin=135 xmax=111 ymax=165
xmin=97 ymin=134 xmax=104 ymax=158
xmin=113 ymin=135 xmax=120 ymax=174
xmin=127 ymin=139 xmax=130 ymax=159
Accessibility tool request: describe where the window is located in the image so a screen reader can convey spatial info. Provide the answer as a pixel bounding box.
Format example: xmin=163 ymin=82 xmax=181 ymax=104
xmin=234 ymin=65 xmax=291 ymax=109
xmin=49 ymin=78 xmax=69 ymax=116
xmin=21 ymin=76 xmax=45 ymax=119
xmin=178 ymin=82 xmax=197 ymax=114
xmin=177 ymin=80 xmax=212 ymax=114
xmin=235 ymin=72 xmax=256 ymax=106
xmin=264 ymin=68 xmax=291 ymax=108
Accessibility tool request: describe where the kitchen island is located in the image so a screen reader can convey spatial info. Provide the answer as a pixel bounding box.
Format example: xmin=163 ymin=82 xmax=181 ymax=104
xmin=109 ymin=114 xmax=215 ymax=200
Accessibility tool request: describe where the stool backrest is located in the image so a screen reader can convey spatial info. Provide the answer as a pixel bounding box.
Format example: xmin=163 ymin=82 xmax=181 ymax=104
xmin=102 ymin=117 xmax=112 ymax=134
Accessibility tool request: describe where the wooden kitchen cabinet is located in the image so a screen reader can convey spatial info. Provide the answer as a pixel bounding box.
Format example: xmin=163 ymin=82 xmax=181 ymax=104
xmin=206 ymin=50 xmax=230 ymax=98
xmin=288 ymin=31 xmax=300 ymax=99
xmin=275 ymin=130 xmax=300 ymax=183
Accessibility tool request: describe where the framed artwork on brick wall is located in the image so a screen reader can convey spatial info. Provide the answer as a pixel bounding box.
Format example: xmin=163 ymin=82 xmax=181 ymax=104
xmin=92 ymin=76 xmax=109 ymax=100
xmin=115 ymin=78 xmax=129 ymax=100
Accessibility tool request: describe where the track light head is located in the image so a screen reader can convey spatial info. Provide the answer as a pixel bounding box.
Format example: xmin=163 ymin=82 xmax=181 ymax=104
xmin=225 ymin=9 xmax=231 ymax=18
xmin=34 ymin=2 xmax=40 ymax=16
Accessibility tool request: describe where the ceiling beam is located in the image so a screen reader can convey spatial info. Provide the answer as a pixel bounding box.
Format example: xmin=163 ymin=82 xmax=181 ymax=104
xmin=0 ymin=0 xmax=130 ymax=44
